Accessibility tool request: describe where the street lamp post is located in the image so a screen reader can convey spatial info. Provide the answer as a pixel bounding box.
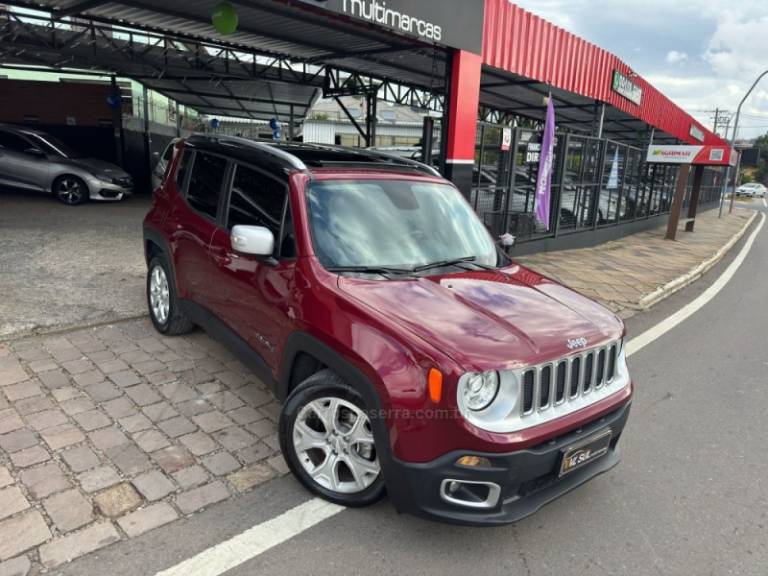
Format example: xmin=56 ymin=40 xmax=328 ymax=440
xmin=725 ymin=69 xmax=768 ymax=215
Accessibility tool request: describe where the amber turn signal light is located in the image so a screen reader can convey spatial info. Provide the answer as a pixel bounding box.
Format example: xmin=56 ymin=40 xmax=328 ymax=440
xmin=428 ymin=368 xmax=443 ymax=403
xmin=455 ymin=455 xmax=492 ymax=468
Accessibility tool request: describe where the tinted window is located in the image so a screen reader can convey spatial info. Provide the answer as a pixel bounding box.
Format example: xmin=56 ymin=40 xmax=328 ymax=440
xmin=0 ymin=131 xmax=31 ymax=153
xmin=227 ymin=164 xmax=287 ymax=236
xmin=176 ymin=150 xmax=192 ymax=191
xmin=187 ymin=152 xmax=227 ymax=219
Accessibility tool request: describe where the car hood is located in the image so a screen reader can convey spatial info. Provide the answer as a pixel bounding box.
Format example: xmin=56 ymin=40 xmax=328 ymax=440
xmin=65 ymin=157 xmax=130 ymax=179
xmin=338 ymin=264 xmax=622 ymax=371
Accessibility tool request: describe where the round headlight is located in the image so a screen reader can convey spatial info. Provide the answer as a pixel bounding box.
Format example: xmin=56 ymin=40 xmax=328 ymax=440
xmin=462 ymin=371 xmax=500 ymax=411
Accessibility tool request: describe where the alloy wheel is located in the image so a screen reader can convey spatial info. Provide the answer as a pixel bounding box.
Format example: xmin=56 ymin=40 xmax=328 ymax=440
xmin=57 ymin=178 xmax=85 ymax=204
xmin=292 ymin=397 xmax=380 ymax=494
xmin=149 ymin=265 xmax=170 ymax=325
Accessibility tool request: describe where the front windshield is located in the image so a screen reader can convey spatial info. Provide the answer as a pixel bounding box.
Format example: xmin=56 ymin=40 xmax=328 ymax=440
xmin=306 ymin=179 xmax=499 ymax=270
xmin=29 ymin=134 xmax=84 ymax=158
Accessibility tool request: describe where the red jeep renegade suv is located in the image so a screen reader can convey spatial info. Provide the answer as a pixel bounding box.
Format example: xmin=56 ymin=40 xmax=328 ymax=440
xmin=143 ymin=135 xmax=632 ymax=525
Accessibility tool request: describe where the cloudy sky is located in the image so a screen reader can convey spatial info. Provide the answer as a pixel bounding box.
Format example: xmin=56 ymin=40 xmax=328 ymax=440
xmin=513 ymin=0 xmax=768 ymax=140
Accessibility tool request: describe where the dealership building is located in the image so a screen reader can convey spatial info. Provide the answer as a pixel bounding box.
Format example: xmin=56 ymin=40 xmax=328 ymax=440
xmin=0 ymin=0 xmax=729 ymax=252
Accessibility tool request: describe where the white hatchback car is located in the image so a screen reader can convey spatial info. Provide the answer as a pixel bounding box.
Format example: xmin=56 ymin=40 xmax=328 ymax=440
xmin=735 ymin=182 xmax=767 ymax=198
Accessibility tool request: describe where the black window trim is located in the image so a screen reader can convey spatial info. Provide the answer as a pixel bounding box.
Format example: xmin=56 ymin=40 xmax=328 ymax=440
xmin=221 ymin=160 xmax=295 ymax=261
xmin=176 ymin=148 xmax=194 ymax=197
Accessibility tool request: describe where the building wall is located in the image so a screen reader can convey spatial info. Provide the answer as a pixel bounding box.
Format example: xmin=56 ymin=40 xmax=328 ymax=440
xmin=0 ymin=78 xmax=115 ymax=127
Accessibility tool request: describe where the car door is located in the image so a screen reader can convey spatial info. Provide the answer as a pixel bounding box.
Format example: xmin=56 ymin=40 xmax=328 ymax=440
xmin=208 ymin=162 xmax=296 ymax=369
xmin=0 ymin=130 xmax=49 ymax=192
xmin=168 ymin=150 xmax=230 ymax=311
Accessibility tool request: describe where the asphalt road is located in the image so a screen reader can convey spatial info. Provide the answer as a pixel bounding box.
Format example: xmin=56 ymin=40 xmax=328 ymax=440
xmin=0 ymin=191 xmax=149 ymax=338
xmin=58 ymin=202 xmax=767 ymax=576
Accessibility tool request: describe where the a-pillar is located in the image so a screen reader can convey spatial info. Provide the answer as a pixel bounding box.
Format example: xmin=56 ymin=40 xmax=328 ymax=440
xmin=443 ymin=50 xmax=482 ymax=199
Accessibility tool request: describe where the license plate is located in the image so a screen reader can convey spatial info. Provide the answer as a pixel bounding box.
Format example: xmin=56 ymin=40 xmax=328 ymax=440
xmin=559 ymin=429 xmax=613 ymax=477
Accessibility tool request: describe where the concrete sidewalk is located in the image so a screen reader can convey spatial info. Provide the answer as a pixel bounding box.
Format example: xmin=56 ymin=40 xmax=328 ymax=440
xmin=517 ymin=207 xmax=756 ymax=319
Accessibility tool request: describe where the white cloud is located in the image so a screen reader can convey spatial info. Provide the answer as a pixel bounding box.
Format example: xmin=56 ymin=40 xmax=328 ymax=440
xmin=513 ymin=0 xmax=768 ymax=139
xmin=665 ymin=50 xmax=688 ymax=64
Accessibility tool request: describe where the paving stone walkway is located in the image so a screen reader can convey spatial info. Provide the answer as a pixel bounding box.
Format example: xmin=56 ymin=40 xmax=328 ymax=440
xmin=0 ymin=321 xmax=286 ymax=573
xmin=517 ymin=207 xmax=755 ymax=319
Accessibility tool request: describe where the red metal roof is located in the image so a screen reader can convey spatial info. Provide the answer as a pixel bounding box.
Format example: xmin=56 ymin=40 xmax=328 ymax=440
xmin=482 ymin=0 xmax=724 ymax=145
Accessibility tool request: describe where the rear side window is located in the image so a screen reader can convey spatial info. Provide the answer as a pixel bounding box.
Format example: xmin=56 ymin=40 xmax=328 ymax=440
xmin=175 ymin=149 xmax=192 ymax=191
xmin=0 ymin=131 xmax=31 ymax=153
xmin=186 ymin=152 xmax=227 ymax=219
xmin=227 ymin=164 xmax=287 ymax=236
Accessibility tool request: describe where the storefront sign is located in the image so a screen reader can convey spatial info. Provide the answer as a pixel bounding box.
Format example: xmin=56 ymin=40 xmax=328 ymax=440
xmin=612 ymin=70 xmax=642 ymax=106
xmin=501 ymin=128 xmax=512 ymax=152
xmin=689 ymin=124 xmax=705 ymax=142
xmin=525 ymin=142 xmax=541 ymax=164
xmin=295 ymin=0 xmax=484 ymax=53
xmin=646 ymin=145 xmax=736 ymax=166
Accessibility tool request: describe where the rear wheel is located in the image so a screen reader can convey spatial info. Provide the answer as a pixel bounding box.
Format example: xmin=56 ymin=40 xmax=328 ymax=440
xmin=54 ymin=175 xmax=88 ymax=205
xmin=279 ymin=370 xmax=385 ymax=507
xmin=146 ymin=255 xmax=194 ymax=335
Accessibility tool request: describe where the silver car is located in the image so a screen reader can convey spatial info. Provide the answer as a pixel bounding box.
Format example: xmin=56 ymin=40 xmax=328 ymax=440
xmin=0 ymin=124 xmax=133 ymax=205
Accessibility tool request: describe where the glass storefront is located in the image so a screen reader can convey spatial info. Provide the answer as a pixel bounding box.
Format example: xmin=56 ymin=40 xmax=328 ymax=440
xmin=470 ymin=123 xmax=725 ymax=245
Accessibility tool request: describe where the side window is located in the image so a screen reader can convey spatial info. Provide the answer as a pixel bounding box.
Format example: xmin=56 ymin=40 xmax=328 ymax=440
xmin=186 ymin=152 xmax=227 ymax=219
xmin=0 ymin=131 xmax=31 ymax=153
xmin=227 ymin=164 xmax=287 ymax=237
xmin=175 ymin=149 xmax=192 ymax=193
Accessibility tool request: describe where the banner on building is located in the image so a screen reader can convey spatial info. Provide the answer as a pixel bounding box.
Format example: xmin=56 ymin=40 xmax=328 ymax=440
xmin=646 ymin=145 xmax=736 ymax=166
xmin=535 ymin=98 xmax=555 ymax=230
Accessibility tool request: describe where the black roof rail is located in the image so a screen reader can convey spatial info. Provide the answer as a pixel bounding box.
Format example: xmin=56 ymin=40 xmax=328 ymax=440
xmin=185 ymin=134 xmax=440 ymax=177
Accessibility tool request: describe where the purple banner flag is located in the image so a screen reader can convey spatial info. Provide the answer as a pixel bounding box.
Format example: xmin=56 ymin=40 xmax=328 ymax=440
xmin=535 ymin=97 xmax=556 ymax=230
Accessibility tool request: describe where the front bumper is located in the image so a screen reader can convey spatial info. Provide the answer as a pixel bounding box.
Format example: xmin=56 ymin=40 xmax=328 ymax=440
xmin=385 ymin=400 xmax=631 ymax=526
xmin=86 ymin=176 xmax=133 ymax=201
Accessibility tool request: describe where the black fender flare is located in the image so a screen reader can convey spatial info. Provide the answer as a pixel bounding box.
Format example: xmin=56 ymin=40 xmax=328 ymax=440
xmin=142 ymin=227 xmax=170 ymax=265
xmin=279 ymin=331 xmax=399 ymax=496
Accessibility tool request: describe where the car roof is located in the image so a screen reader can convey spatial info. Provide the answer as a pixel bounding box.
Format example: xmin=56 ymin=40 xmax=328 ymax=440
xmin=0 ymin=123 xmax=48 ymax=137
xmin=182 ymin=134 xmax=442 ymax=182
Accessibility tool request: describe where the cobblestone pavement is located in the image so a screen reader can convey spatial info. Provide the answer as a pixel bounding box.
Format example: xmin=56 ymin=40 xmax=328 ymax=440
xmin=517 ymin=207 xmax=754 ymax=319
xmin=0 ymin=320 xmax=286 ymax=573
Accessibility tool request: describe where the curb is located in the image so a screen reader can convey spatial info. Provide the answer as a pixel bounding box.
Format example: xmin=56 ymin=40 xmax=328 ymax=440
xmin=638 ymin=210 xmax=759 ymax=310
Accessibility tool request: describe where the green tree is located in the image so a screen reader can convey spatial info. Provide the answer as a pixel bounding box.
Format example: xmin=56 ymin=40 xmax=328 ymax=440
xmin=747 ymin=133 xmax=768 ymax=184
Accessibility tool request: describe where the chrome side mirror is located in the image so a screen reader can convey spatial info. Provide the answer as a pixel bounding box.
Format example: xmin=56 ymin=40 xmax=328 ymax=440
xmin=231 ymin=225 xmax=274 ymax=256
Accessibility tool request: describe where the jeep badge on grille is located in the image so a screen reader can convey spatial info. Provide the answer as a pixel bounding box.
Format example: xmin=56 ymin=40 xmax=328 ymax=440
xmin=567 ymin=337 xmax=588 ymax=350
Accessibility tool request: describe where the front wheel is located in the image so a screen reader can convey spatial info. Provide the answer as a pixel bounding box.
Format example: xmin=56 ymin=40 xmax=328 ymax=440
xmin=54 ymin=176 xmax=88 ymax=205
xmin=279 ymin=370 xmax=385 ymax=507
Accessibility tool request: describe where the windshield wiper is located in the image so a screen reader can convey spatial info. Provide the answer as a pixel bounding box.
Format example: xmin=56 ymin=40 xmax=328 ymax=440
xmin=326 ymin=265 xmax=415 ymax=276
xmin=412 ymin=256 xmax=478 ymax=273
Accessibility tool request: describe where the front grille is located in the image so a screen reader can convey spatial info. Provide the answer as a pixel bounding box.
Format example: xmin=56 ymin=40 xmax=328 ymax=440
xmin=521 ymin=341 xmax=621 ymax=416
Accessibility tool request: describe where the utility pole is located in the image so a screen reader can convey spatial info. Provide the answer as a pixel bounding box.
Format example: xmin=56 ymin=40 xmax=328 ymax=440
xmin=728 ymin=70 xmax=768 ymax=215
xmin=712 ymin=108 xmax=720 ymax=133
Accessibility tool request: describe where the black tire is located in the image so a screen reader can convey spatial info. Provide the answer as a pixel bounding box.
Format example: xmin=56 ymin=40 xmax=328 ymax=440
xmin=146 ymin=254 xmax=195 ymax=335
xmin=53 ymin=175 xmax=89 ymax=205
xmin=279 ymin=370 xmax=385 ymax=507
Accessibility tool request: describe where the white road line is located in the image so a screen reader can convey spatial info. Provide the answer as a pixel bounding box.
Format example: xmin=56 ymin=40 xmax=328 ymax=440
xmin=155 ymin=498 xmax=343 ymax=576
xmin=626 ymin=211 xmax=765 ymax=357
xmin=154 ymin=212 xmax=765 ymax=576
xmin=762 ymin=197 xmax=767 ymax=208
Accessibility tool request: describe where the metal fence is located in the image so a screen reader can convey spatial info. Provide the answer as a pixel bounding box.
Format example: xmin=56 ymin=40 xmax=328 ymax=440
xmin=469 ymin=124 xmax=726 ymax=245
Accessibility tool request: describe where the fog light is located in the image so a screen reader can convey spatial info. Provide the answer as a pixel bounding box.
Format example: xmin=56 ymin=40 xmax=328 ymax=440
xmin=455 ymin=455 xmax=492 ymax=468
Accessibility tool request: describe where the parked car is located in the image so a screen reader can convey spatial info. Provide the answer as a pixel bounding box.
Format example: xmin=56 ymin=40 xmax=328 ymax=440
xmin=143 ymin=135 xmax=632 ymax=525
xmin=0 ymin=124 xmax=132 ymax=204
xmin=735 ymin=182 xmax=767 ymax=198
